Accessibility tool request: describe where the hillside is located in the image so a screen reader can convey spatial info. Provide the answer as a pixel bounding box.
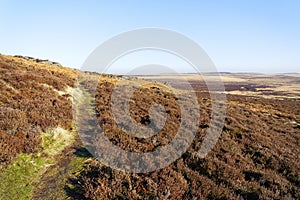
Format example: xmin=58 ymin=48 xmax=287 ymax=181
xmin=0 ymin=54 xmax=299 ymax=199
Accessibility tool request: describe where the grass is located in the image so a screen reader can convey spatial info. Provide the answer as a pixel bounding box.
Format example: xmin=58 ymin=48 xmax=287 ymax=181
xmin=0 ymin=153 xmax=51 ymax=200
xmin=0 ymin=54 xmax=82 ymax=199
xmin=0 ymin=126 xmax=76 ymax=200
xmin=42 ymin=127 xmax=74 ymax=157
xmin=0 ymin=54 xmax=76 ymax=167
xmin=1 ymin=54 xmax=299 ymax=199
xmin=33 ymin=151 xmax=90 ymax=200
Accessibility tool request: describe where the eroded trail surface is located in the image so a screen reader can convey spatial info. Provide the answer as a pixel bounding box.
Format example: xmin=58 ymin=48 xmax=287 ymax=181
xmin=33 ymin=84 xmax=95 ymax=200
xmin=0 ymin=54 xmax=299 ymax=199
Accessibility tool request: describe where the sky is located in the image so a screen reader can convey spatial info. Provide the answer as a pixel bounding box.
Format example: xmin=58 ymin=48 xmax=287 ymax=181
xmin=0 ymin=0 xmax=299 ymax=73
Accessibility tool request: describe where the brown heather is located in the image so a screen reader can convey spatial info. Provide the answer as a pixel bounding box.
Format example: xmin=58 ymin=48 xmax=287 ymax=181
xmin=0 ymin=54 xmax=76 ymax=166
xmin=0 ymin=54 xmax=299 ymax=199
xmin=68 ymin=76 xmax=299 ymax=199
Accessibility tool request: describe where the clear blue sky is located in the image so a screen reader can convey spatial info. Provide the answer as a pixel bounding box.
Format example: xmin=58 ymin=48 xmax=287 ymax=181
xmin=0 ymin=0 xmax=299 ymax=73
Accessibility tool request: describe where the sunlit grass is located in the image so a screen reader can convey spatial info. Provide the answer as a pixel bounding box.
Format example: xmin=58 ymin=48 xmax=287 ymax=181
xmin=42 ymin=127 xmax=74 ymax=157
xmin=0 ymin=154 xmax=51 ymax=200
xmin=0 ymin=126 xmax=76 ymax=200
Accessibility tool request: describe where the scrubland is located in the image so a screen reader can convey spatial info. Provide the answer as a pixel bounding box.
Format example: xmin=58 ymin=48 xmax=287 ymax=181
xmin=0 ymin=54 xmax=299 ymax=199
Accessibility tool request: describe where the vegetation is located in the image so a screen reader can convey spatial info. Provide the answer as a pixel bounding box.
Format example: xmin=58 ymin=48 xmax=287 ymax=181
xmin=67 ymin=75 xmax=299 ymax=199
xmin=0 ymin=153 xmax=51 ymax=200
xmin=0 ymin=54 xmax=78 ymax=199
xmin=0 ymin=54 xmax=76 ymax=166
xmin=0 ymin=54 xmax=299 ymax=199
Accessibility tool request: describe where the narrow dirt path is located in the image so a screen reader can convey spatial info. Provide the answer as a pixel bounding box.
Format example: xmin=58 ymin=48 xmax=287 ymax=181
xmin=32 ymin=84 xmax=95 ymax=200
xmin=32 ymin=135 xmax=90 ymax=200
